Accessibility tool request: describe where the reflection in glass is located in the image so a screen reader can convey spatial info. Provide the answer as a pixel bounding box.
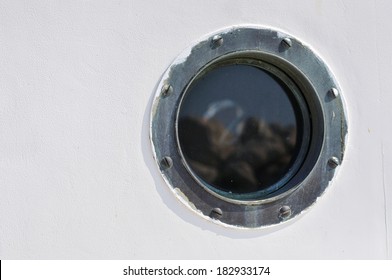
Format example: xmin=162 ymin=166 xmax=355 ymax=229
xmin=178 ymin=64 xmax=303 ymax=194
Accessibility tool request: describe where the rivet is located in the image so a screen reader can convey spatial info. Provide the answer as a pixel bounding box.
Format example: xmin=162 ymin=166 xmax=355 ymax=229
xmin=211 ymin=35 xmax=223 ymax=49
xmin=281 ymin=37 xmax=292 ymax=49
xmin=161 ymin=83 xmax=173 ymax=98
xmin=328 ymin=157 xmax=340 ymax=168
xmin=209 ymin=208 xmax=223 ymax=219
xmin=279 ymin=205 xmax=292 ymax=220
xmin=161 ymin=156 xmax=173 ymax=170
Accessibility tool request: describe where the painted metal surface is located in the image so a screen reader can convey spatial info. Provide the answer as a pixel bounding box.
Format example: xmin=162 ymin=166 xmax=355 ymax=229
xmin=0 ymin=0 xmax=390 ymax=259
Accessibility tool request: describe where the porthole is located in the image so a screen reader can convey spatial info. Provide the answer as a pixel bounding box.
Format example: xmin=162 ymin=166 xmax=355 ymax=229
xmin=150 ymin=26 xmax=347 ymax=228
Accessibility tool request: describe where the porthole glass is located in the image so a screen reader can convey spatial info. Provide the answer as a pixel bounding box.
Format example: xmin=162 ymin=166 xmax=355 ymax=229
xmin=150 ymin=26 xmax=347 ymax=228
xmin=177 ymin=61 xmax=310 ymax=200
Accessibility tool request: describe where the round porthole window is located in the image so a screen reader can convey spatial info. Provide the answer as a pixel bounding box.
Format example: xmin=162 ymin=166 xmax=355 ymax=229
xmin=150 ymin=26 xmax=347 ymax=228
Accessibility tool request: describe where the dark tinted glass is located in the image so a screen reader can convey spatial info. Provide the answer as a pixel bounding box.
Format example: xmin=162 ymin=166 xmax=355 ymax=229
xmin=178 ymin=64 xmax=303 ymax=194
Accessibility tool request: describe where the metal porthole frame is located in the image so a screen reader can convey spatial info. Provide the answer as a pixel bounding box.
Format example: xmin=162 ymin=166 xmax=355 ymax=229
xmin=150 ymin=26 xmax=347 ymax=228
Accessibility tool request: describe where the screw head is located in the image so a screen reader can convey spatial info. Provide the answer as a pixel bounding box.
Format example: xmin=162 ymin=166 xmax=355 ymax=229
xmin=279 ymin=205 xmax=292 ymax=220
xmin=328 ymin=156 xmax=340 ymax=168
xmin=281 ymin=37 xmax=292 ymax=49
xmin=330 ymin=88 xmax=339 ymax=98
xmin=161 ymin=83 xmax=173 ymax=98
xmin=209 ymin=208 xmax=223 ymax=219
xmin=160 ymin=156 xmax=173 ymax=170
xmin=211 ymin=35 xmax=223 ymax=49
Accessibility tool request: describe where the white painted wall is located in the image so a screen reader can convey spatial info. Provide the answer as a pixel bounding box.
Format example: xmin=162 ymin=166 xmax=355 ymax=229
xmin=0 ymin=0 xmax=390 ymax=259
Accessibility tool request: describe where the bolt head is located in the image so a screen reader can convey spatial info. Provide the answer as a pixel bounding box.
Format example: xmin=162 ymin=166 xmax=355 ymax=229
xmin=161 ymin=83 xmax=173 ymax=98
xmin=209 ymin=208 xmax=223 ymax=219
xmin=279 ymin=205 xmax=292 ymax=220
xmin=161 ymin=156 xmax=173 ymax=170
xmin=282 ymin=37 xmax=292 ymax=48
xmin=211 ymin=35 xmax=223 ymax=49
xmin=328 ymin=156 xmax=340 ymax=168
